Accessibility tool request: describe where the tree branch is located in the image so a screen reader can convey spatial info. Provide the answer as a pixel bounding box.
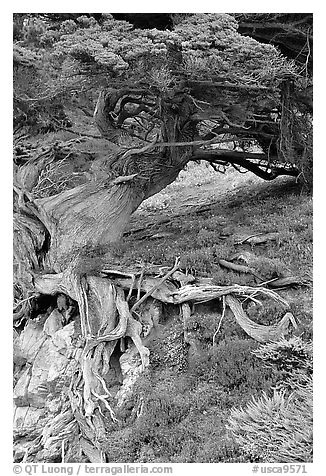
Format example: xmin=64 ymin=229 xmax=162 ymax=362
xmin=190 ymin=149 xmax=299 ymax=180
xmin=130 ymin=257 xmax=180 ymax=312
xmin=155 ymin=136 xmax=233 ymax=148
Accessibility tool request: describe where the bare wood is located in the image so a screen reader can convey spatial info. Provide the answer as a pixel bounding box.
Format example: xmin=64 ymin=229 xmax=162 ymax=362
xmin=234 ymin=233 xmax=265 ymax=245
xmin=236 ymin=232 xmax=279 ymax=245
xmin=111 ymin=173 xmax=138 ymax=185
xmin=137 ymin=267 xmax=145 ymax=301
xmin=100 ymin=269 xmax=141 ymax=278
xmin=126 ymin=274 xmax=136 ymax=302
xmin=218 ymin=259 xmax=252 ymax=274
xmin=130 ymin=257 xmax=180 ymax=312
xmin=84 ymin=287 xmax=128 ymax=352
xmin=113 ymin=276 xmax=177 ymax=303
xmin=213 ymin=296 xmax=226 ymax=346
xmin=181 ymin=303 xmax=191 ymax=344
xmin=225 ymin=295 xmax=296 ymax=343
xmin=173 ymin=283 xmax=289 ymax=308
xmin=268 ymin=276 xmax=312 ymax=288
xmin=172 ymin=270 xmax=196 ymax=286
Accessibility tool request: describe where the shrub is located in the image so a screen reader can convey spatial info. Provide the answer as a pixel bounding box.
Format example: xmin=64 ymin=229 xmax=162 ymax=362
xmin=124 ymin=369 xmax=245 ymax=462
xmin=252 ymin=336 xmax=312 ymax=386
xmin=189 ymin=337 xmax=276 ymax=395
xmin=179 ymin=248 xmax=215 ymax=274
xmin=60 ymin=20 xmax=78 ymax=35
xmin=103 ymin=427 xmax=139 ymax=462
xmin=23 ymin=18 xmax=47 ymax=46
xmin=227 ymin=380 xmax=313 ymax=462
xmin=227 ymin=337 xmax=313 ymax=462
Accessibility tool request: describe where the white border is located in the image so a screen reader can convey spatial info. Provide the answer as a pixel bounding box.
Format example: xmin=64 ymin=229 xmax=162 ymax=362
xmin=3 ymin=4 xmax=324 ymax=474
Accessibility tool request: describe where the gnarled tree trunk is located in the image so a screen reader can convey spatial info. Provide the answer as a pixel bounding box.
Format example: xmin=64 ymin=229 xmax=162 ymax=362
xmin=13 ymin=86 xmax=298 ymax=462
xmin=13 ymin=88 xmax=196 ymax=462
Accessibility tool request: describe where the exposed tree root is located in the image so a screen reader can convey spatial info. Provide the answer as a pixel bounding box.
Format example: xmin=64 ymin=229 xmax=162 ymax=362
xmin=225 ymin=295 xmax=297 ymax=343
xmin=14 ymin=253 xmax=301 ymax=462
xmin=234 ymin=232 xmax=280 ymax=245
xmin=219 ymin=253 xmax=311 ymax=288
xmin=130 ymin=257 xmax=180 ymax=312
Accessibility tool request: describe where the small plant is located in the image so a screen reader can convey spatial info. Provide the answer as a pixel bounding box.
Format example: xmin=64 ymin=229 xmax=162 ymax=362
xmin=227 ymin=337 xmax=313 ymax=462
xmin=252 ymin=336 xmax=312 ymax=380
xmin=179 ymin=248 xmax=215 ymax=274
xmin=148 ymin=65 xmax=172 ymax=91
xmin=23 ymin=18 xmax=47 ymax=46
xmin=227 ymin=381 xmax=313 ymax=462
xmin=189 ymin=337 xmax=276 ymax=395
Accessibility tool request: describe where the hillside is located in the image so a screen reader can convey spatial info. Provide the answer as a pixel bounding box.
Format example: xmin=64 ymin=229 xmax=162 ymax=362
xmin=104 ymin=162 xmax=313 ymax=463
xmin=14 ymin=141 xmax=313 ymax=462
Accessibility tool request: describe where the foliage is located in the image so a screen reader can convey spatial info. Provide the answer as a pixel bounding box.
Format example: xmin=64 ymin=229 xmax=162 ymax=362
xmin=48 ymin=13 xmax=296 ymax=87
xmin=13 ymin=13 xmax=312 ymax=190
xmin=189 ymin=337 xmax=277 ymax=394
xmin=252 ymin=336 xmax=312 ymax=387
xmin=227 ymin=381 xmax=313 ymax=462
xmin=175 ymin=14 xmax=295 ymax=84
xmin=13 ymin=43 xmax=70 ymax=132
xmin=103 ymin=369 xmax=246 ymax=463
xmin=102 ymin=330 xmax=286 ymax=463
xmin=227 ymin=337 xmax=313 ymax=462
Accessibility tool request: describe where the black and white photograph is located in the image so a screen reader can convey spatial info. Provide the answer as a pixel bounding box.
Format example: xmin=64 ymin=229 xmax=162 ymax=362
xmin=12 ymin=8 xmax=314 ymax=470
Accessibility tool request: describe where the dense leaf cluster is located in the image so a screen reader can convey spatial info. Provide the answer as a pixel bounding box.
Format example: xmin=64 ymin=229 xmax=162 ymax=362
xmin=228 ymin=336 xmax=313 ymax=462
xmin=36 ymin=13 xmax=297 ymax=88
xmin=13 ymin=13 xmax=312 ymax=183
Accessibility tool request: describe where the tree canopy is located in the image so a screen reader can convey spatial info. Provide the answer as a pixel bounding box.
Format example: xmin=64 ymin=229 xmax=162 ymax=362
xmin=14 ymin=13 xmax=312 ymax=185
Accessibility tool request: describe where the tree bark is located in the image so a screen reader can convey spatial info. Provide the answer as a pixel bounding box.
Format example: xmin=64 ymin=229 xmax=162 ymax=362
xmin=13 ymin=84 xmax=302 ymax=462
xmin=13 ymin=87 xmax=198 ymax=462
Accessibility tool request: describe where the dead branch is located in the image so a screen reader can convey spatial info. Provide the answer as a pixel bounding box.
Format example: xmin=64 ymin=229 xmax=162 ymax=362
xmin=155 ymin=135 xmax=230 ymax=148
xmin=213 ymin=296 xmax=226 ymax=346
xmin=172 ymin=282 xmax=289 ymax=307
xmin=266 ymin=276 xmax=312 ymax=288
xmin=225 ymin=295 xmax=297 ymax=342
xmin=235 ymin=232 xmax=279 ymax=245
xmin=130 ymin=257 xmax=180 ymax=312
xmin=218 ymin=259 xmax=252 ymax=274
xmin=119 ymin=135 xmax=159 ymax=161
xmin=111 ymin=174 xmax=138 ymax=185
xmin=54 ymin=125 xmax=103 ymax=140
xmin=220 ymin=111 xmax=250 ymax=130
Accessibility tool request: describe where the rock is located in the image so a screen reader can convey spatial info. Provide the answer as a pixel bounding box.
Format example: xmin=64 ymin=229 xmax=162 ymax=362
xmin=14 ymin=319 xmax=46 ymax=363
xmin=139 ymin=298 xmax=162 ymax=337
xmin=14 ymin=366 xmax=32 ymax=407
xmin=43 ymin=309 xmax=63 ymax=336
xmin=115 ymin=346 xmax=143 ymax=407
xmin=25 ymin=324 xmax=75 ymax=407
xmin=13 ymin=405 xmax=45 ymax=435
xmin=52 ymin=321 xmax=75 ymax=351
